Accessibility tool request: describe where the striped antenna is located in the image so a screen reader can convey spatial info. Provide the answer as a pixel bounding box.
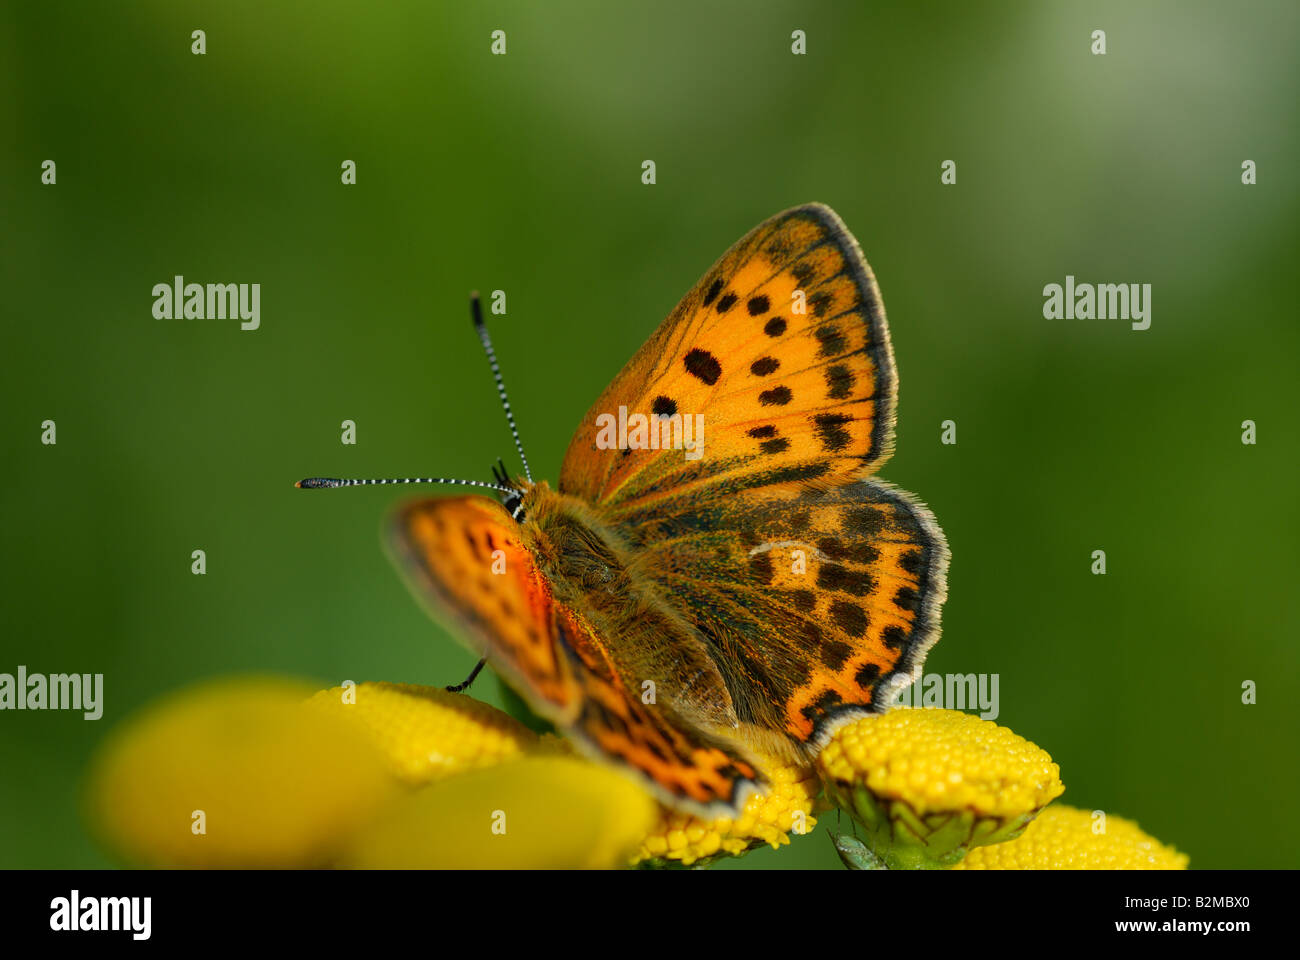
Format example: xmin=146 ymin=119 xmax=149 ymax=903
xmin=295 ymin=477 xmax=515 ymax=494
xmin=471 ymin=291 xmax=533 ymax=482
xmin=295 ymin=292 xmax=532 ymax=516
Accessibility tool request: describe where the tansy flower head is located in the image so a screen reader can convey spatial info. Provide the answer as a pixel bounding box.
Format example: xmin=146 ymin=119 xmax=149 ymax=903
xmin=952 ymin=804 xmax=1188 ymax=869
xmin=634 ymin=758 xmax=820 ymax=868
xmin=346 ymin=754 xmax=657 ymax=869
xmin=315 ymin=682 xmax=657 ymax=868
xmin=84 ymin=676 xmax=398 ymax=868
xmin=816 ymin=707 xmax=1064 ymax=869
xmin=85 ymin=676 xmax=1180 ymax=870
xmin=307 ymin=681 xmax=537 ymax=785
xmin=86 ymin=676 xmax=655 ymax=869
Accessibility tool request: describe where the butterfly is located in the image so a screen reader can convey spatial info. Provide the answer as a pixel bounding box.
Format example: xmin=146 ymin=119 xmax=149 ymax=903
xmin=299 ymin=204 xmax=949 ymax=818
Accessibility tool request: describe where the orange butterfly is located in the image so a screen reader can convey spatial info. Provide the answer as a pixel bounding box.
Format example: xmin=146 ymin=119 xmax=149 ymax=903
xmin=299 ymin=204 xmax=949 ymax=817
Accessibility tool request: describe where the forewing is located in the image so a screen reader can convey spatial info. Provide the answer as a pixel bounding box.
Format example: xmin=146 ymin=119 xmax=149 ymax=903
xmin=559 ymin=202 xmax=897 ymax=514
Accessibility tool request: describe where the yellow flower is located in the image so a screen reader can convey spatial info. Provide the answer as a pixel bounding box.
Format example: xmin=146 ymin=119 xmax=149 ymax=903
xmin=634 ymin=758 xmax=821 ymax=868
xmin=84 ymin=676 xmax=397 ymax=868
xmin=306 ymin=681 xmax=536 ymax=785
xmin=816 ymin=707 xmax=1064 ymax=869
xmin=952 ymin=804 xmax=1189 ymax=869
xmin=86 ymin=677 xmax=1186 ymax=870
xmin=347 ymin=755 xmax=657 ymax=869
xmin=85 ymin=676 xmax=655 ymax=869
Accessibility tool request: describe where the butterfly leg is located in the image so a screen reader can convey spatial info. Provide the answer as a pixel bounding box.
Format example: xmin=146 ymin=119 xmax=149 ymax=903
xmin=446 ymin=657 xmax=487 ymax=693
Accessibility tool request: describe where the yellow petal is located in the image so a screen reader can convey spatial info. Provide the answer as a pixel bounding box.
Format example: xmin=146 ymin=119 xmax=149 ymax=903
xmin=307 ymin=682 xmax=537 ymax=785
xmin=85 ymin=676 xmax=396 ymax=868
xmin=344 ymin=756 xmax=657 ymax=869
xmin=952 ymin=804 xmax=1189 ymax=869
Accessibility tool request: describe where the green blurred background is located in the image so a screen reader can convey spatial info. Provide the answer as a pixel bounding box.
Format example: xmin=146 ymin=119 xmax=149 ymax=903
xmin=2 ymin=1 xmax=1296 ymax=869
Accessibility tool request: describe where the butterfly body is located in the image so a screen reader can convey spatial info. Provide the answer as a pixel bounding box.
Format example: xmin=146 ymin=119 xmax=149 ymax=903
xmin=382 ymin=204 xmax=950 ymax=816
xmin=519 ymin=480 xmax=737 ymax=726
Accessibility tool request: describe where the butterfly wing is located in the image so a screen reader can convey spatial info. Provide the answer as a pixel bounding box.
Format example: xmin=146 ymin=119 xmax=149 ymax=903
xmin=619 ymin=478 xmax=948 ymax=747
xmin=560 ymin=203 xmax=897 ymax=507
xmin=558 ymin=203 xmax=948 ymax=748
xmin=387 ymin=495 xmax=765 ymax=815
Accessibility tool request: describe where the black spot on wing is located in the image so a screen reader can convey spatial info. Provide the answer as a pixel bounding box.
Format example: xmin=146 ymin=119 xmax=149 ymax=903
xmin=825 ymin=365 xmax=854 ymax=399
xmin=882 ymin=625 xmax=907 ymax=649
xmin=751 ymin=461 xmax=830 ymax=486
xmin=813 ymin=412 xmax=853 ymax=451
xmin=844 ymin=507 xmax=885 ymax=535
xmin=830 ymin=599 xmax=868 ymax=637
xmin=846 ymin=542 xmax=880 ymax=564
xmin=820 ymin=638 xmax=852 ymax=671
xmin=815 ymin=324 xmax=846 ymax=357
xmin=854 ymin=661 xmax=882 ymax=688
xmin=893 ymin=586 xmax=919 ymax=612
xmin=760 ymin=386 xmax=793 ymax=406
xmin=817 ymin=536 xmax=878 ymax=566
xmin=684 ymin=348 xmax=722 ymax=385
xmin=750 ymin=356 xmax=780 ymax=376
xmin=800 ymin=689 xmax=843 ymax=724
xmin=817 ymin=563 xmax=874 ymax=596
xmin=652 ymin=396 xmax=677 ymax=417
xmin=817 ymin=538 xmax=845 ymax=560
xmin=766 ymin=234 xmax=794 ymax=260
xmin=764 ymin=317 xmax=787 ymax=337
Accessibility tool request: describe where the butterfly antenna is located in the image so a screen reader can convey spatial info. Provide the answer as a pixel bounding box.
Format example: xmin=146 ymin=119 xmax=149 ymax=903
xmin=296 ymin=476 xmax=515 ymax=494
xmin=471 ymin=291 xmax=533 ymax=483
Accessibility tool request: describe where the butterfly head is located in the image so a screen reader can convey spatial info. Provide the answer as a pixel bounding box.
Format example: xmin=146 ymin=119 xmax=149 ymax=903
xmin=491 ymin=458 xmax=529 ymax=521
